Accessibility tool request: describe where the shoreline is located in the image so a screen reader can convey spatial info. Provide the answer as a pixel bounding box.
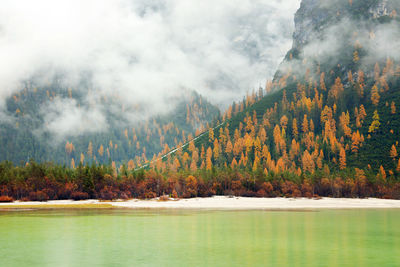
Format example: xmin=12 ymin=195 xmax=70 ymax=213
xmin=1 ymin=196 xmax=400 ymax=210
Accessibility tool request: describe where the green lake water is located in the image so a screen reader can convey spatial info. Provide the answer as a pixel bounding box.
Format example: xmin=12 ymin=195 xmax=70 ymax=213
xmin=0 ymin=209 xmax=399 ymax=266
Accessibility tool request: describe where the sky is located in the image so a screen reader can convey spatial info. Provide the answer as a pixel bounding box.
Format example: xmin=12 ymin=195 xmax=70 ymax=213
xmin=0 ymin=0 xmax=301 ymax=139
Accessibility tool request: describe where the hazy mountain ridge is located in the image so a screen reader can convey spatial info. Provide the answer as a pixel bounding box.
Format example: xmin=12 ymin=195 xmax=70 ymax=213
xmin=0 ymin=83 xmax=220 ymax=166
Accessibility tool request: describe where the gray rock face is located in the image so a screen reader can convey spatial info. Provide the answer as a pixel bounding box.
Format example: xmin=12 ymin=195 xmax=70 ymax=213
xmin=291 ymin=0 xmax=396 ymax=50
xmin=369 ymin=0 xmax=389 ymax=18
xmin=292 ymin=0 xmax=329 ymax=49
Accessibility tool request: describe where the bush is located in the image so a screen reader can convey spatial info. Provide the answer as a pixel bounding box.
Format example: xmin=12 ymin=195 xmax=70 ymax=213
xmin=29 ymin=191 xmax=49 ymax=202
xmin=99 ymin=186 xmax=118 ymax=200
xmin=119 ymin=191 xmax=131 ymax=200
xmin=71 ymin=191 xmax=90 ymax=201
xmin=0 ymin=196 xmax=14 ymax=202
xmin=144 ymin=191 xmax=157 ymax=199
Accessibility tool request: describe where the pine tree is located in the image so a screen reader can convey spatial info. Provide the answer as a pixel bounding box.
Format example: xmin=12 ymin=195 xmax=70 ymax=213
xmin=302 ymin=150 xmax=315 ymax=174
xmin=390 ymin=145 xmax=398 ymax=160
xmin=302 ymin=115 xmax=309 ymax=133
xmin=259 ymin=127 xmax=267 ymax=143
xmin=379 ymin=165 xmax=386 ymax=181
xmin=209 ymin=128 xmax=214 ymax=142
xmin=98 ymin=145 xmax=104 ymax=157
xmin=359 ymin=105 xmax=367 ymax=120
xmin=368 ymin=110 xmax=380 ymax=133
xmin=292 ymin=118 xmax=298 ymax=139
xmin=71 ymin=158 xmax=75 ymax=169
xmin=339 ymin=111 xmax=351 ymax=137
xmin=253 ymin=156 xmax=260 ymax=172
xmin=320 ymin=72 xmax=326 ymax=91
xmin=190 ymin=159 xmax=197 ymax=172
xmin=351 ymin=131 xmax=362 ymax=153
xmin=225 ymin=140 xmax=233 ymax=154
xmin=374 ymin=63 xmax=381 ymax=81
xmin=353 ymin=51 xmax=359 ymax=62
xmin=206 ymin=147 xmax=213 ymax=171
xmin=391 ymin=101 xmax=396 ymax=114
xmin=371 ymin=85 xmax=380 ymax=106
xmin=339 ymin=147 xmax=346 ymax=170
xmin=280 ymin=115 xmax=288 ymax=129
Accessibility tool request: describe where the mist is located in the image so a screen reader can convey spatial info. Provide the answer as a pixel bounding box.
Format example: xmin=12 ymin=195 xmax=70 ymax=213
xmin=0 ymin=0 xmax=300 ymax=138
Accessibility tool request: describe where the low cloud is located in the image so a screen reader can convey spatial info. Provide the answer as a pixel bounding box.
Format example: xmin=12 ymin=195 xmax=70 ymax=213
xmin=0 ymin=0 xmax=300 ymax=138
xmin=37 ymin=97 xmax=108 ymax=140
xmin=278 ymin=9 xmax=400 ymax=80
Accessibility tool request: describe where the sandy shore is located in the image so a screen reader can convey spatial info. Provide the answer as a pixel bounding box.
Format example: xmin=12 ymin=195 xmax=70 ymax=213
xmin=1 ymin=196 xmax=400 ymax=209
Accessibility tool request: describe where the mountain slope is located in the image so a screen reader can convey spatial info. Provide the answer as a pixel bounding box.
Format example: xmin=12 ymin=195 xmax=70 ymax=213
xmin=149 ymin=0 xmax=400 ymax=197
xmin=0 ymin=84 xmax=220 ymax=166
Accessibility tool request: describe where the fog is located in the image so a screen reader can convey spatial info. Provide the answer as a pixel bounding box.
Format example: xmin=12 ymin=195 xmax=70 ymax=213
xmin=0 ymin=0 xmax=300 ymax=136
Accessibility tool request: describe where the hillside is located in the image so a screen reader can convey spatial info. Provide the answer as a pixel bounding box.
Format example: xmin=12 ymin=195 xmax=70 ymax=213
xmin=139 ymin=0 xmax=400 ymax=197
xmin=0 ymin=84 xmax=220 ymax=166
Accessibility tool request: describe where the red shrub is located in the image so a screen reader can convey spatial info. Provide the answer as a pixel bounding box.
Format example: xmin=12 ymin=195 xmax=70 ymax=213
xmin=29 ymin=191 xmax=49 ymax=202
xmin=119 ymin=191 xmax=131 ymax=200
xmin=71 ymin=191 xmax=89 ymax=201
xmin=261 ymin=182 xmax=274 ymax=196
xmin=301 ymin=180 xmax=313 ymax=198
xmin=0 ymin=196 xmax=14 ymax=202
xmin=231 ymin=180 xmax=243 ymax=196
xmin=256 ymin=189 xmax=268 ymax=197
xmin=281 ymin=181 xmax=300 ymax=197
xmin=99 ymin=186 xmax=118 ymax=200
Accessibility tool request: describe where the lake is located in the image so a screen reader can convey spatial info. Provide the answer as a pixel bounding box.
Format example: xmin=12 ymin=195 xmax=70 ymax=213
xmin=0 ymin=209 xmax=399 ymax=266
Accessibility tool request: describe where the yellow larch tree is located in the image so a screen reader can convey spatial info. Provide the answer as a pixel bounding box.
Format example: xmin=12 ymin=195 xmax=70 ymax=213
xmin=390 ymin=145 xmax=398 ymax=160
xmin=301 ymin=150 xmax=315 ymax=174
xmin=71 ymin=158 xmax=75 ymax=169
xmin=339 ymin=147 xmax=346 ymax=170
xmin=368 ymin=110 xmax=380 ymax=133
xmin=292 ymin=118 xmax=299 ymax=139
xmin=98 ymin=145 xmax=104 ymax=157
xmin=225 ymin=140 xmax=233 ymax=154
xmin=371 ymin=84 xmax=380 ymax=106
xmin=206 ymin=147 xmax=213 ymax=171
xmin=302 ymin=115 xmax=309 ymax=133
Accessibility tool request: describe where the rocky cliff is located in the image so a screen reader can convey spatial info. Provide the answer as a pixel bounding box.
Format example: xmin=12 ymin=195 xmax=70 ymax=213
xmin=274 ymin=0 xmax=399 ymax=82
xmin=292 ymin=0 xmax=398 ymax=50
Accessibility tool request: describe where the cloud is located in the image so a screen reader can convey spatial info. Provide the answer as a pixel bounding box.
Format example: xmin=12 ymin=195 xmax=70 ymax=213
xmin=0 ymin=0 xmax=300 ymax=104
xmin=277 ymin=7 xmax=400 ymax=81
xmin=37 ymin=97 xmax=108 ymax=140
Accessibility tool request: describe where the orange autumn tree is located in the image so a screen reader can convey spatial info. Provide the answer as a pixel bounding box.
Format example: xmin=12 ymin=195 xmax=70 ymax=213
xmin=339 ymin=147 xmax=346 ymax=170
xmin=371 ymin=85 xmax=380 ymax=106
xmin=206 ymin=147 xmax=213 ymax=171
xmin=368 ymin=110 xmax=380 ymax=133
xmin=390 ymin=145 xmax=398 ymax=160
xmin=391 ymin=101 xmax=396 ymax=114
xmin=292 ymin=118 xmax=299 ymax=139
xmin=302 ymin=150 xmax=315 ymax=173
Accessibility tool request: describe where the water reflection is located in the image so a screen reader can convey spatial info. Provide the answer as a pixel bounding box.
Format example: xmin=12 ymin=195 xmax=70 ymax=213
xmin=0 ymin=209 xmax=399 ymax=266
